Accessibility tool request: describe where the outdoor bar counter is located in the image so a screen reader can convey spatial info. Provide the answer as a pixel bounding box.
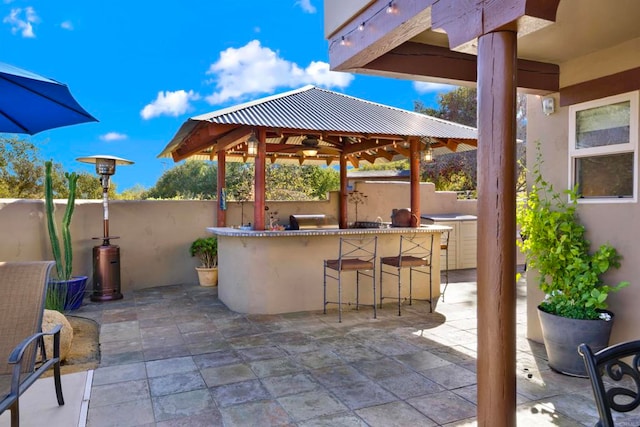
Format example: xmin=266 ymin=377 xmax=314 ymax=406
xmin=207 ymin=225 xmax=451 ymax=315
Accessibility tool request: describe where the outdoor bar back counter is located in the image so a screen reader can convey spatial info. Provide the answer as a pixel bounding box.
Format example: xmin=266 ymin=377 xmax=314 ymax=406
xmin=207 ymin=225 xmax=450 ymax=315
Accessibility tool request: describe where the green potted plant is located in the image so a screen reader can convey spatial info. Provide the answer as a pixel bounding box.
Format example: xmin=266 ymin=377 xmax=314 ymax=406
xmin=517 ymin=144 xmax=628 ymax=376
xmin=190 ymin=236 xmax=218 ymax=286
xmin=44 ymin=160 xmax=88 ymax=311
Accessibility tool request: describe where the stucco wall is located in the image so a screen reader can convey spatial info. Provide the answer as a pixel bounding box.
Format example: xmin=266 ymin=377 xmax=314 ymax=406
xmin=526 ymin=38 xmax=640 ymax=345
xmin=0 ymin=183 xmax=476 ymax=297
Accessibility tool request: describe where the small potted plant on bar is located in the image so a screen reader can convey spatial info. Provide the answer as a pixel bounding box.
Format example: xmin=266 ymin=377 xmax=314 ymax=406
xmin=517 ymin=144 xmax=628 ymax=376
xmin=190 ymin=236 xmax=218 ymax=286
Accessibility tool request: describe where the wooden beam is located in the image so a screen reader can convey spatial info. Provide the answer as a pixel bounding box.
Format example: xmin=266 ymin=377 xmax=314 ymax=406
xmin=560 ymin=66 xmax=640 ymax=107
xmin=216 ymin=126 xmax=253 ymax=151
xmin=476 ymin=30 xmax=517 ymax=426
xmin=365 ymin=42 xmax=558 ymax=93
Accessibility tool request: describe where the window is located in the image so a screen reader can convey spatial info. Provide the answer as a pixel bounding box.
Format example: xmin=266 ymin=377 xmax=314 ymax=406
xmin=569 ymin=91 xmax=638 ymax=202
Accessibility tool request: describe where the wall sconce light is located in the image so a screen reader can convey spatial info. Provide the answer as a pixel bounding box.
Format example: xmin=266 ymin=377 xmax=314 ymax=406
xmin=542 ymin=96 xmax=555 ymax=116
xmin=422 ymin=139 xmax=434 ymax=162
xmin=247 ymin=131 xmax=259 ymax=156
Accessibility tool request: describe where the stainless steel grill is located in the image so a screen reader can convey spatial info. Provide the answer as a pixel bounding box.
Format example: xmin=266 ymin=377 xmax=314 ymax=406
xmin=289 ymin=214 xmax=338 ymax=230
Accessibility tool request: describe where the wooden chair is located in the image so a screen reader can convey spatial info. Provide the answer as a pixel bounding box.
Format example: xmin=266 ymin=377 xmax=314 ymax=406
xmin=380 ymin=234 xmax=434 ymax=316
xmin=0 ymin=261 xmax=64 ymax=427
xmin=579 ymin=340 xmax=640 ymax=427
xmin=323 ymin=237 xmax=378 ymax=323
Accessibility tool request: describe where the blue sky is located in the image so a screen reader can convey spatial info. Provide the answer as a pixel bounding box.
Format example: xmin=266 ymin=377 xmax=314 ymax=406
xmin=2 ymin=0 xmax=454 ymax=191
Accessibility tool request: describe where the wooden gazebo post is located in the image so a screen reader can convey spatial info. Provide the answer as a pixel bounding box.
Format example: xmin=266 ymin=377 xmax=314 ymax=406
xmin=216 ymin=147 xmax=226 ymax=227
xmin=409 ymin=138 xmax=421 ymax=227
xmin=476 ymin=30 xmax=518 ymax=425
xmin=339 ymin=154 xmax=348 ymax=228
xmin=253 ymin=128 xmax=267 ymax=231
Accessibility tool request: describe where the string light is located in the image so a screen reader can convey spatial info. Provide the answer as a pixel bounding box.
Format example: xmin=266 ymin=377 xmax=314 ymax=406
xmin=386 ymin=1 xmax=396 ymax=14
xmin=330 ymin=0 xmax=400 ymax=49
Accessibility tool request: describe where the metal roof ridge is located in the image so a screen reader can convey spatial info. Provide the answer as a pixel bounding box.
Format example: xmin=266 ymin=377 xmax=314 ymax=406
xmin=190 ymin=85 xmax=317 ymax=122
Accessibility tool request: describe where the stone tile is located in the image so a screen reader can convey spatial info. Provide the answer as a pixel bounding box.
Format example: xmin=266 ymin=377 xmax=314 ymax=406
xmin=395 ymin=350 xmax=452 ymax=372
xmin=237 ymin=345 xmax=286 ymax=361
xmin=365 ymin=337 xmax=421 ymax=356
xmin=143 ymin=345 xmax=191 ymax=361
xmin=192 ymin=349 xmax=242 ymax=369
xmin=261 ymin=373 xmax=321 ymax=397
xmin=328 ymin=381 xmax=396 ymax=410
xmin=200 ymin=363 xmax=257 ymax=387
xmin=155 ymin=409 xmax=223 ymax=427
xmin=182 ymin=329 xmax=223 ymax=345
xmin=92 ymin=362 xmax=147 ymax=386
xmin=141 ymin=333 xmax=186 ymax=350
xmin=101 ymin=308 xmax=138 ymax=323
xmin=152 ymin=389 xmax=214 ymax=422
xmin=138 ymin=316 xmax=177 ymax=329
xmin=514 ymin=401 xmax=585 ymax=426
xmin=91 ymin=379 xmax=150 ymax=407
xmin=99 ymin=350 xmax=145 ymax=366
xmin=421 ymin=363 xmax=477 ymax=389
xmin=187 ymin=340 xmax=232 ymax=355
xmin=407 ymin=390 xmax=477 ymax=425
xmin=333 ymin=344 xmax=384 ymax=363
xmin=356 ymin=401 xmax=437 ymax=427
xmin=175 ymin=318 xmax=217 ymax=333
xmin=148 ymin=371 xmax=206 ymax=397
xmin=227 ymin=334 xmax=273 ymax=349
xmin=220 ymin=400 xmax=294 ymax=427
xmin=354 ymin=357 xmax=413 ymax=380
xmin=377 ymin=372 xmax=444 ymax=399
xmin=294 ymin=349 xmax=344 ymax=369
xmin=209 ymin=379 xmax=271 ymax=407
xmin=249 ymin=357 xmax=302 ymax=378
xmin=100 ymin=338 xmax=143 ymax=354
xmin=298 ymin=412 xmax=368 ymax=427
xmin=100 ymin=321 xmax=140 ymax=343
xmin=278 ymin=390 xmax=348 ymax=422
xmin=87 ymin=398 xmax=155 ymax=427
xmin=146 ymin=356 xmax=197 ymax=378
xmin=309 ymin=365 xmax=369 ymax=388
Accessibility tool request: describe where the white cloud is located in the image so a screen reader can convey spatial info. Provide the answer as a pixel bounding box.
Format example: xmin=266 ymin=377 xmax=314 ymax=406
xmin=140 ymin=90 xmax=201 ymax=119
xmin=205 ymin=40 xmax=354 ymax=105
xmin=413 ymin=81 xmax=457 ymax=94
xmin=60 ymin=21 xmax=73 ymax=30
xmin=3 ymin=7 xmax=39 ymax=38
xmin=295 ymin=0 xmax=316 ymax=13
xmin=100 ymin=132 xmax=127 ymax=141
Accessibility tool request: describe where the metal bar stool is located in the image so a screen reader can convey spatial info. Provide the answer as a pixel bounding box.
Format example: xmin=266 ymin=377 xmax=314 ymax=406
xmin=380 ymin=234 xmax=433 ymax=315
xmin=323 ymin=236 xmax=378 ymax=323
xmin=439 ymin=230 xmax=451 ymax=301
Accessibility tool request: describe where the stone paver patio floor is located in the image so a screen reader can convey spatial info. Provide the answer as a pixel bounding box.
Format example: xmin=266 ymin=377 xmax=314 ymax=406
xmin=73 ymin=269 xmax=612 ymax=426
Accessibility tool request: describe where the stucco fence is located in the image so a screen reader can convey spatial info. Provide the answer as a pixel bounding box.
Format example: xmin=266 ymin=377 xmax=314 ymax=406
xmin=0 ymin=181 xmax=479 ymax=294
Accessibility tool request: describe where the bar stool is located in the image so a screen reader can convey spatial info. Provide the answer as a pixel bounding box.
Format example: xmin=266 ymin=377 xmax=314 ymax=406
xmin=323 ymin=236 xmax=378 ymax=322
xmin=380 ymin=234 xmax=433 ymax=315
xmin=439 ymin=230 xmax=451 ymax=301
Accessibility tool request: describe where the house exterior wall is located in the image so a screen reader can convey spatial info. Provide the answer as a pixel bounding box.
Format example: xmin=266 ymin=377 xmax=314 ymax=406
xmin=526 ymin=38 xmax=640 ymax=344
xmin=0 ymin=182 xmax=477 ymax=295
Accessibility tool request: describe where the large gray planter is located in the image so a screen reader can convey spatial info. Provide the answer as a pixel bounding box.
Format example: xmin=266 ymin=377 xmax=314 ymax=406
xmin=537 ymin=306 xmax=614 ymax=377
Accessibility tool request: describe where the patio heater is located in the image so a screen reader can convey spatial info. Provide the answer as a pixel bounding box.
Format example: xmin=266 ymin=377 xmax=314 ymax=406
xmin=76 ymin=155 xmax=134 ymax=301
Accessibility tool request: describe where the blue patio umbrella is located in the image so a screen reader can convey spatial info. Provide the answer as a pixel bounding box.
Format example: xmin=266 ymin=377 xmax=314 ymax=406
xmin=0 ymin=62 xmax=97 ymax=135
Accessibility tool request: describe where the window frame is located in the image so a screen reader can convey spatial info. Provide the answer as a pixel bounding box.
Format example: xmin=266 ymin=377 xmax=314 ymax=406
xmin=568 ymin=91 xmax=639 ymax=203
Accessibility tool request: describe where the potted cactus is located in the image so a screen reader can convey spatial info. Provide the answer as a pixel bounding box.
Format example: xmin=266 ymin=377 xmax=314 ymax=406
xmin=190 ymin=236 xmax=218 ymax=286
xmin=44 ymin=160 xmax=88 ymax=310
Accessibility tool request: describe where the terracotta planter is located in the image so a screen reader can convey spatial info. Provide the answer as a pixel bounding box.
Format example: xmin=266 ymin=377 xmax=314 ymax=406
xmin=196 ymin=267 xmax=218 ymax=287
xmin=538 ymin=306 xmax=614 ymax=377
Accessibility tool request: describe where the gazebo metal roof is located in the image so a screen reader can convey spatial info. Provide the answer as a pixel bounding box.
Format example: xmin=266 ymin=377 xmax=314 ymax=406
xmin=158 ymin=85 xmax=477 ymax=165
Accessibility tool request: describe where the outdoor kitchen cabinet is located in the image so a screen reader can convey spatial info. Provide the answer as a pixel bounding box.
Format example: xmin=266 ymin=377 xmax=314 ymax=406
xmin=422 ymin=214 xmax=477 ymax=270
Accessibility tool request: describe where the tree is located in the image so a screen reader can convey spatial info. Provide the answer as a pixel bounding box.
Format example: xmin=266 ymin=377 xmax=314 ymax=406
xmin=145 ymin=160 xmax=217 ymax=199
xmin=0 ymin=136 xmax=106 ymax=199
xmin=415 ymin=86 xmax=527 ymax=193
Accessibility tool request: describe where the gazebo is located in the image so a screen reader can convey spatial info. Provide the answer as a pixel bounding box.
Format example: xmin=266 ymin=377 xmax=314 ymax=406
xmin=158 ymin=85 xmax=477 ymax=229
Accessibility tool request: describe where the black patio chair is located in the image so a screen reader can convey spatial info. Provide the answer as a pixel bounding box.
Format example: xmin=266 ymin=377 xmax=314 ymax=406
xmin=0 ymin=261 xmax=64 ymax=427
xmin=578 ymin=340 xmax=640 ymax=427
